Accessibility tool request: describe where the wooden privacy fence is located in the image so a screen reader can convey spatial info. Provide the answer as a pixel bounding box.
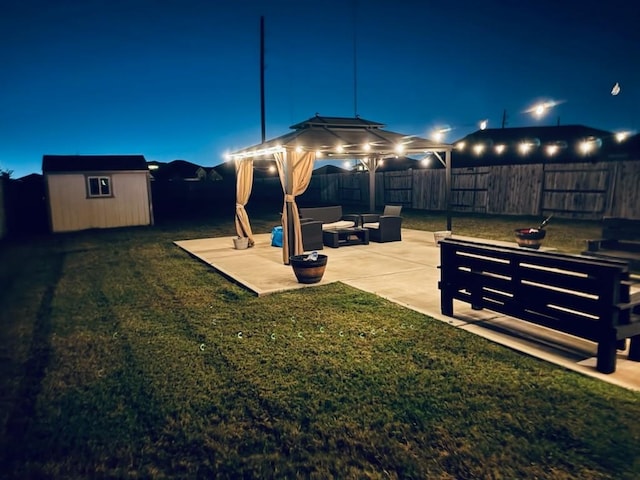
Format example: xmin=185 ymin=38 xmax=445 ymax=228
xmin=302 ymin=159 xmax=640 ymax=220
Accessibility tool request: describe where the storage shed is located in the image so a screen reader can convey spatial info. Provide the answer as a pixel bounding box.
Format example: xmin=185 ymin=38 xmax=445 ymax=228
xmin=42 ymin=155 xmax=153 ymax=232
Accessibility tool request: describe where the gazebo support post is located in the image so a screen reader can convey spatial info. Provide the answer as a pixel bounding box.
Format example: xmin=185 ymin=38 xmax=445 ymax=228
xmin=359 ymin=156 xmax=378 ymax=213
xmin=369 ymin=157 xmax=377 ymax=212
xmin=445 ymin=149 xmax=452 ymax=231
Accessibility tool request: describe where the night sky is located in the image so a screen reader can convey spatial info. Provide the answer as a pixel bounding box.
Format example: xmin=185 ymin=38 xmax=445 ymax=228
xmin=2 ymin=0 xmax=638 ymax=178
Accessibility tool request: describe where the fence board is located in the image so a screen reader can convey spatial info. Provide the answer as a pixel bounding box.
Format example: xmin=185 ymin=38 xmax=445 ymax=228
xmin=412 ymin=169 xmax=446 ymax=210
xmin=540 ymin=162 xmax=611 ymax=218
xmin=487 ymin=164 xmax=542 ymax=214
xmin=451 ymin=167 xmax=489 ymax=212
xmin=611 ymin=161 xmax=640 ymax=219
xmin=338 ymin=174 xmax=362 ymax=204
xmin=384 ymin=171 xmax=412 ymax=206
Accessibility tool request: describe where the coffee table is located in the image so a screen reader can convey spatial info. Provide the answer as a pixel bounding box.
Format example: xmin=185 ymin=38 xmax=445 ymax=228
xmin=322 ymin=227 xmax=369 ymax=248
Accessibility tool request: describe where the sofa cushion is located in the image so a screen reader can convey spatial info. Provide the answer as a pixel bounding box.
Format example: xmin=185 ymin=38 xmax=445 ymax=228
xmin=322 ymin=220 xmax=355 ymax=230
xmin=362 ymin=222 xmax=379 ymax=229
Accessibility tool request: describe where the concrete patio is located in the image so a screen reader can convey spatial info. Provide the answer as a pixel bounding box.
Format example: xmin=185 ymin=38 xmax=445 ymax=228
xmin=175 ymin=229 xmax=640 ymax=391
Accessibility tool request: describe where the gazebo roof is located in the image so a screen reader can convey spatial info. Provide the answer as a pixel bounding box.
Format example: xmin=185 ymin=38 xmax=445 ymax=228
xmin=289 ymin=115 xmax=385 ymax=129
xmin=228 ymin=115 xmax=452 ymax=160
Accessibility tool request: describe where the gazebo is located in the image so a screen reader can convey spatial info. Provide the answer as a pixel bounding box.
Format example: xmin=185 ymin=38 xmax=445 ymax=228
xmin=228 ymin=115 xmax=453 ymax=264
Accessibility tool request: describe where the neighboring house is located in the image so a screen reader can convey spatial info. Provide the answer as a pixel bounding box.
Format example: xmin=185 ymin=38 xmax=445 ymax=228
xmin=42 ymin=155 xmax=153 ymax=233
xmin=313 ymin=164 xmax=352 ymax=175
xmin=451 ymin=125 xmax=623 ymax=167
xmin=211 ymin=158 xmax=277 ymax=180
xmin=606 ymin=132 xmax=640 ymax=161
xmin=149 ymin=159 xmax=222 ymax=182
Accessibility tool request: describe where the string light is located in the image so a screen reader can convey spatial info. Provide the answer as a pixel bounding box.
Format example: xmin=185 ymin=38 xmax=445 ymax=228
xmin=227 ymin=144 xmax=285 ymax=160
xmin=615 ymin=131 xmax=630 ymax=142
xmin=228 ymin=139 xmax=449 ymax=161
xmin=525 ymin=99 xmax=564 ymax=118
xmin=519 ymin=142 xmax=533 ymax=155
xmin=578 ymin=137 xmax=601 ymax=155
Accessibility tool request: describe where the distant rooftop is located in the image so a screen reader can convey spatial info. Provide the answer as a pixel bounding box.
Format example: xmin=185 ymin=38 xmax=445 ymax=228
xmin=456 ymin=125 xmax=613 ymax=145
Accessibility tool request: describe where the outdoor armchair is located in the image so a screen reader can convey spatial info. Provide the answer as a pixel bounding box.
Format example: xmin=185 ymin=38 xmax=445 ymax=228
xmin=361 ymin=205 xmax=403 ymax=243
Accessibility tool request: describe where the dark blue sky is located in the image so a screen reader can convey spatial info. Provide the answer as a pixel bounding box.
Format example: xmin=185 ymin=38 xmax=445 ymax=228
xmin=2 ymin=0 xmax=638 ymax=178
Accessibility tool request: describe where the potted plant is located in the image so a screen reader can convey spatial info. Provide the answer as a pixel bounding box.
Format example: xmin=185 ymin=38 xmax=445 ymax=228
xmin=289 ymin=251 xmax=328 ymax=284
xmin=233 ymin=236 xmax=249 ymax=250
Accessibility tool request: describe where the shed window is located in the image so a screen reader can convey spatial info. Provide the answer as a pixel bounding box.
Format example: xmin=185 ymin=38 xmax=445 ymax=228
xmin=87 ymin=176 xmax=111 ymax=197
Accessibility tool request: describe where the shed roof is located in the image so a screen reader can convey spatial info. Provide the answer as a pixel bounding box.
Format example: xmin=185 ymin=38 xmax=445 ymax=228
xmin=42 ymin=155 xmax=148 ymax=173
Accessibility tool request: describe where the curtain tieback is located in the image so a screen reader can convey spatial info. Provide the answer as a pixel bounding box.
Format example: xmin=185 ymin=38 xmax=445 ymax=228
xmin=285 ymin=194 xmax=295 ymax=203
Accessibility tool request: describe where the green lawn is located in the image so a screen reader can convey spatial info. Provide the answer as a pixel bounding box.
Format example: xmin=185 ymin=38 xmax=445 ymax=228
xmin=1 ymin=208 xmax=638 ymax=479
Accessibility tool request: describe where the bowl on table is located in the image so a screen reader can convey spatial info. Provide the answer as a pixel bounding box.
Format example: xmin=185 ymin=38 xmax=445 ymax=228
xmin=514 ymin=228 xmax=546 ymax=249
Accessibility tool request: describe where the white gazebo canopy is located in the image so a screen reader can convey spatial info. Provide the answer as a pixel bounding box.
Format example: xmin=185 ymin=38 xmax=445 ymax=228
xmin=228 ymin=115 xmax=454 ymax=264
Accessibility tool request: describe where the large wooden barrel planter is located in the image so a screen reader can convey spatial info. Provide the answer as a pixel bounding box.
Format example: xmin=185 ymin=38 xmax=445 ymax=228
xmin=289 ymin=254 xmax=328 ymax=284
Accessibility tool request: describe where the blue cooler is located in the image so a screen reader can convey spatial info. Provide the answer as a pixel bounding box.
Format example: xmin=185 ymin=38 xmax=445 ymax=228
xmin=271 ymin=226 xmax=283 ymax=247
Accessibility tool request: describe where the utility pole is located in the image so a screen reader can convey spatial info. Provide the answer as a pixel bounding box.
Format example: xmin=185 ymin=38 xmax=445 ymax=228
xmin=352 ymin=0 xmax=358 ymax=117
xmin=501 ymin=109 xmax=508 ymax=128
xmin=260 ymin=16 xmax=266 ymax=143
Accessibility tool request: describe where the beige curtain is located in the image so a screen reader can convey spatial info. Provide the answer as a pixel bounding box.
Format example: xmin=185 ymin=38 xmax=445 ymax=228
xmin=274 ymin=150 xmax=315 ymax=264
xmin=234 ymin=158 xmax=255 ymax=247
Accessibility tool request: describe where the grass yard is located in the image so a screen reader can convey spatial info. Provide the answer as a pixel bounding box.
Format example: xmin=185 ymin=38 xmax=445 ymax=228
xmin=1 ymin=208 xmax=639 ymax=479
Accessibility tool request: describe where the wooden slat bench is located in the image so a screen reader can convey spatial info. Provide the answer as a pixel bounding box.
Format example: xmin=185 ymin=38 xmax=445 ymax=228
xmin=438 ymin=238 xmax=640 ymax=373
xmin=582 ymin=217 xmax=640 ymax=272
